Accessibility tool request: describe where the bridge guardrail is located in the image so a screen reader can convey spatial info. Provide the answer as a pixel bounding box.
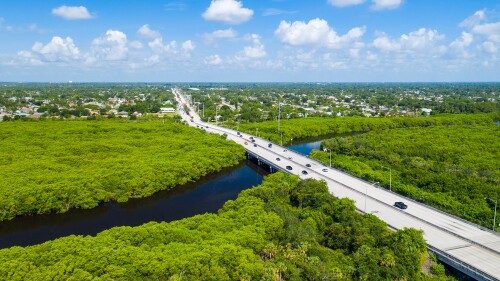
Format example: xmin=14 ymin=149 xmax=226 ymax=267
xmin=278 ymin=137 xmax=499 ymax=237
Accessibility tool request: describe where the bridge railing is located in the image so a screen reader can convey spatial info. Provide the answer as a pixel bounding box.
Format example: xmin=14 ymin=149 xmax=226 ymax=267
xmin=427 ymin=244 xmax=496 ymax=281
xmin=279 ymin=139 xmax=499 ymax=237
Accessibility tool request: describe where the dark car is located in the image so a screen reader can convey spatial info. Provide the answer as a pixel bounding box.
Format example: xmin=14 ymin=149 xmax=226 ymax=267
xmin=268 ymin=143 xmax=272 ymax=148
xmin=286 ymin=166 xmax=292 ymax=170
xmin=276 ymin=157 xmax=281 ymax=161
xmin=305 ymin=164 xmax=311 ymax=167
xmin=301 ymin=170 xmax=308 ymax=175
xmin=394 ymin=202 xmax=408 ymax=209
xmin=251 ymin=139 xmax=255 ymax=142
xmin=253 ymin=144 xmax=257 ymax=147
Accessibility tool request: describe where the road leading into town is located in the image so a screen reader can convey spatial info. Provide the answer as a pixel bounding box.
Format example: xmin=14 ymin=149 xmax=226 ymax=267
xmin=173 ymin=88 xmax=500 ymax=281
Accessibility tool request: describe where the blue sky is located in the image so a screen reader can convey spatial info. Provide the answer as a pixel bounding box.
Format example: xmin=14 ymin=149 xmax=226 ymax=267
xmin=0 ymin=0 xmax=499 ymax=82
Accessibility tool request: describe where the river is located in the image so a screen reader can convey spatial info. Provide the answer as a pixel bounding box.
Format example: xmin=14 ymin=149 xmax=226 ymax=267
xmin=0 ymin=160 xmax=267 ymax=249
xmin=0 ymin=133 xmax=333 ymax=249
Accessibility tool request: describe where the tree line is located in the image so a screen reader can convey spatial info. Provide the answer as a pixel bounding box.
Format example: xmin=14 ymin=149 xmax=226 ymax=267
xmin=0 ymin=118 xmax=245 ymax=221
xmin=0 ymin=173 xmax=453 ymax=280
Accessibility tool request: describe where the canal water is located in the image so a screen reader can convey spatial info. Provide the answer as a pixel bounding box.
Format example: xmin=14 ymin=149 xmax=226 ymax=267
xmin=0 ymin=160 xmax=267 ymax=249
xmin=0 ymin=134 xmax=332 ymax=249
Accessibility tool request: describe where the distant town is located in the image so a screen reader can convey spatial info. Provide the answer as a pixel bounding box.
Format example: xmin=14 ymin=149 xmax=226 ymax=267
xmin=0 ymin=83 xmax=498 ymax=122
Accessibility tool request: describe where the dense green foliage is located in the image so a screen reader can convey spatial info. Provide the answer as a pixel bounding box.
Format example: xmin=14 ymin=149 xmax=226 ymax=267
xmin=237 ymin=113 xmax=497 ymax=145
xmin=311 ymin=122 xmax=499 ymax=228
xmin=0 ymin=173 xmax=450 ymax=280
xmin=0 ymin=119 xmax=245 ymax=221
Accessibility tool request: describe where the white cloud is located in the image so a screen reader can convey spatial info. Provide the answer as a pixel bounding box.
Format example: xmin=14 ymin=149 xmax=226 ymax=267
xmin=16 ymin=50 xmax=43 ymax=65
xmin=373 ymin=28 xmax=445 ymax=52
xmin=32 ymin=36 xmax=80 ymax=61
xmin=204 ymin=28 xmax=238 ymax=43
xmin=371 ymin=0 xmax=402 ymax=10
xmin=459 ymin=9 xmax=486 ymax=28
xmin=472 ymin=22 xmax=500 ymax=43
xmin=275 ymin=18 xmax=365 ymax=49
xmin=327 ymin=0 xmax=365 ymax=8
xmin=236 ymin=34 xmax=266 ymax=59
xmin=149 ymin=38 xmax=178 ymax=54
xmin=482 ymin=41 xmax=497 ymax=54
xmin=182 ymin=40 xmax=195 ymax=51
xmin=137 ymin=24 xmax=161 ymax=39
xmin=202 ymin=0 xmax=253 ymax=25
xmin=92 ymin=30 xmax=128 ymax=61
xmin=52 ymin=5 xmax=94 ymax=20
xmin=129 ymin=41 xmax=144 ymax=49
xmin=204 ymin=54 xmax=223 ymax=65
xmin=450 ymin=32 xmax=473 ymax=49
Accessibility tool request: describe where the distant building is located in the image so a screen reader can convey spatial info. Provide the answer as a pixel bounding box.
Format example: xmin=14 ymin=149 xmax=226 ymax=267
xmin=159 ymin=107 xmax=176 ymax=113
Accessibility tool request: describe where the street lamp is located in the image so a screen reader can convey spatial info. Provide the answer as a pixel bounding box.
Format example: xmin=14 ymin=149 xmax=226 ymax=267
xmin=365 ymin=181 xmax=380 ymax=213
xmin=381 ymin=166 xmax=392 ymax=191
xmin=323 ymin=148 xmax=332 ymax=167
xmin=277 ymin=99 xmax=281 ymax=133
xmin=485 ymin=197 xmax=497 ymax=232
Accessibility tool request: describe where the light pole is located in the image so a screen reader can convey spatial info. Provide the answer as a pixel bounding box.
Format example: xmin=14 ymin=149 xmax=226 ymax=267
xmin=278 ymin=100 xmax=281 ymax=133
xmin=216 ymin=106 xmax=219 ymax=126
xmin=280 ymin=132 xmax=283 ymax=146
xmin=329 ymin=149 xmax=332 ymax=167
xmin=290 ymin=138 xmax=293 ymax=145
xmin=485 ymin=197 xmax=497 ymax=231
xmin=365 ymin=182 xmax=379 ymax=213
xmin=381 ymin=166 xmax=392 ymax=191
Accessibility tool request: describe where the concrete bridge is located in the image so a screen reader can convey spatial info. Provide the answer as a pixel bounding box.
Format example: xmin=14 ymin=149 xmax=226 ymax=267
xmin=173 ymin=88 xmax=500 ymax=281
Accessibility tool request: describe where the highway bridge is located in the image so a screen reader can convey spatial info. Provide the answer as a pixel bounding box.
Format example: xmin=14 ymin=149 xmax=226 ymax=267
xmin=173 ymin=88 xmax=500 ymax=281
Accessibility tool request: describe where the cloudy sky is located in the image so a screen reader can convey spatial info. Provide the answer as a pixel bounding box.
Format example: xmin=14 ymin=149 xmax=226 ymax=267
xmin=0 ymin=0 xmax=499 ymax=82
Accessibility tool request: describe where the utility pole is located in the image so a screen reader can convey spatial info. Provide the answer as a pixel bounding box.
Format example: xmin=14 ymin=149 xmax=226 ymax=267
xmin=278 ymin=99 xmax=281 ymax=133
xmin=485 ymin=197 xmax=497 ymax=231
xmin=382 ymin=166 xmax=392 ymax=191
xmin=329 ymin=149 xmax=332 ymax=167
xmin=216 ymin=106 xmax=218 ymax=126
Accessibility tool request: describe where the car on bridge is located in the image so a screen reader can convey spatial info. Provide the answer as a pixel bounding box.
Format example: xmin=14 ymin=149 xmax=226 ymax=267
xmin=244 ymin=142 xmax=248 ymax=145
xmin=394 ymin=202 xmax=408 ymax=209
xmin=306 ymin=164 xmax=311 ymax=167
xmin=322 ymin=168 xmax=328 ymax=172
xmin=268 ymin=143 xmax=272 ymax=148
xmin=276 ymin=157 xmax=280 ymax=161
xmin=286 ymin=166 xmax=292 ymax=170
xmin=253 ymin=144 xmax=257 ymax=147
xmin=301 ymin=170 xmax=308 ymax=175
